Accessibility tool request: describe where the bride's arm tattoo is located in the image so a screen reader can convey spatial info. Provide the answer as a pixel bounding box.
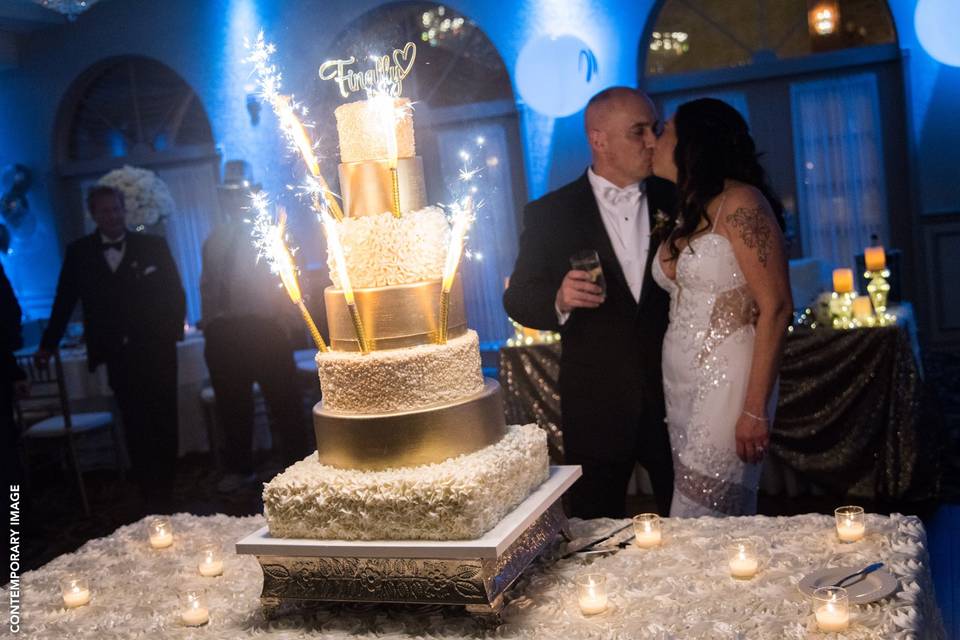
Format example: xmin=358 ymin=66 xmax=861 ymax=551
xmin=727 ymin=206 xmax=772 ymax=267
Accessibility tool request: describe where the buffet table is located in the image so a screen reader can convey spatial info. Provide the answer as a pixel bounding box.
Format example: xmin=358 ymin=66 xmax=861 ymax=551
xmin=499 ymin=311 xmax=938 ymax=502
xmin=7 ymin=512 xmax=943 ymax=638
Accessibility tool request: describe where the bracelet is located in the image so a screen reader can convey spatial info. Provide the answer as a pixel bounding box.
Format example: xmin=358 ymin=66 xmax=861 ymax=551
xmin=742 ymin=410 xmax=768 ymax=422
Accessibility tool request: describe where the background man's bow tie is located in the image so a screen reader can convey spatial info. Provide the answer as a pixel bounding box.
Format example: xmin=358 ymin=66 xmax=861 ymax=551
xmin=102 ymin=240 xmax=124 ymax=251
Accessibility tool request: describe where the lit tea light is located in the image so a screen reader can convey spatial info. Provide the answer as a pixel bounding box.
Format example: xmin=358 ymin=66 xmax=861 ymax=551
xmin=632 ymin=513 xmax=662 ymax=548
xmin=147 ymin=517 xmax=173 ymax=549
xmin=727 ymin=539 xmax=759 ymax=579
xmin=179 ymin=588 xmax=210 ymax=627
xmin=835 ymin=506 xmax=866 ymax=542
xmin=832 ymin=268 xmax=854 ymax=294
xmin=575 ymin=573 xmax=608 ymax=615
xmin=813 ymin=586 xmax=850 ymax=632
xmin=197 ymin=544 xmax=223 ymax=577
xmin=852 ymin=296 xmax=873 ymax=323
xmin=60 ymin=575 xmax=91 ymax=608
xmin=864 ymin=245 xmax=886 ymax=272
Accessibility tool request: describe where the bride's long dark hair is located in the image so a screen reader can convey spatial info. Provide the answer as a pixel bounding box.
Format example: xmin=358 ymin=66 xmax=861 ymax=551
xmin=667 ymin=98 xmax=785 ymax=261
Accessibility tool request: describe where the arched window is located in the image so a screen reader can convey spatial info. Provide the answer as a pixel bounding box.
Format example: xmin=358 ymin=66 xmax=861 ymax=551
xmin=312 ymin=3 xmax=526 ymax=349
xmin=640 ymin=0 xmax=910 ymax=306
xmin=55 ymin=56 xmax=220 ymax=324
xmin=645 ymin=0 xmax=895 ymax=78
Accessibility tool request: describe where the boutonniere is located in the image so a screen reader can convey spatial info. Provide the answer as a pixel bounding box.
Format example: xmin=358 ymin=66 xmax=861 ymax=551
xmin=651 ymin=209 xmax=675 ymax=238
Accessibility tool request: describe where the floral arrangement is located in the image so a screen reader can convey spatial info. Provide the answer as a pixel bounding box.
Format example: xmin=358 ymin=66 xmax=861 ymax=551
xmin=96 ymin=165 xmax=175 ymax=231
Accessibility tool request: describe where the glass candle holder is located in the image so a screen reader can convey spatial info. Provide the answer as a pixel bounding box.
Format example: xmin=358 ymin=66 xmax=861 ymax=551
xmin=835 ymin=506 xmax=866 ymax=542
xmin=60 ymin=574 xmax=91 ymax=608
xmin=813 ymin=586 xmax=850 ymax=632
xmin=727 ymin=538 xmax=760 ymax=579
xmin=197 ymin=543 xmax=223 ymax=577
xmin=632 ymin=513 xmax=662 ymax=548
xmin=575 ymin=573 xmax=608 ymax=615
xmin=147 ymin=517 xmax=173 ymax=549
xmin=178 ymin=588 xmax=210 ymax=626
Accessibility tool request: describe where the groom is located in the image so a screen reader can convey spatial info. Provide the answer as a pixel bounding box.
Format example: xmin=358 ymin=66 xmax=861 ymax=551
xmin=504 ymin=87 xmax=676 ymax=518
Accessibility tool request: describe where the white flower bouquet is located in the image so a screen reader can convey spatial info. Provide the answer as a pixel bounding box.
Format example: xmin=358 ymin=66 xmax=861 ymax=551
xmin=97 ymin=165 xmax=175 ymax=231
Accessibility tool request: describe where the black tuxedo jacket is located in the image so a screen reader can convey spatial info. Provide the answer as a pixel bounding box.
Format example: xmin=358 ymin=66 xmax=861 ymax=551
xmin=41 ymin=232 xmax=186 ymax=370
xmin=503 ymin=172 xmax=677 ymax=461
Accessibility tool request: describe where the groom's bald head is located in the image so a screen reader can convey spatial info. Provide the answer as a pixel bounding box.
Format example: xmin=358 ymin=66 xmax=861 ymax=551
xmin=585 ymin=87 xmax=658 ymax=185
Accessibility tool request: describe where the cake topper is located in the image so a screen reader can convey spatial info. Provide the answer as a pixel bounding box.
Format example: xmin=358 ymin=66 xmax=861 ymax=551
xmin=319 ymin=42 xmax=417 ymax=98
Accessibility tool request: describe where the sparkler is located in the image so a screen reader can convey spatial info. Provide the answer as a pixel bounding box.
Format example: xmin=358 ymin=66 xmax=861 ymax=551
xmin=250 ymin=198 xmax=327 ymax=352
xmin=245 ymin=31 xmax=344 ymax=220
xmin=321 ymin=211 xmax=371 ymax=354
xmin=366 ymin=86 xmax=409 ymax=217
xmin=437 ymin=195 xmax=475 ymax=344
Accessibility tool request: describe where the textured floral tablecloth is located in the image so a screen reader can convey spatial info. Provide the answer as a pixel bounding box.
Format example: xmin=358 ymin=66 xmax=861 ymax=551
xmin=5 ymin=512 xmax=944 ymax=639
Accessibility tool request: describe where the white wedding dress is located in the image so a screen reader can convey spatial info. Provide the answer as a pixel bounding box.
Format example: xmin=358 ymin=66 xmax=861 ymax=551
xmin=651 ymin=197 xmax=776 ymax=517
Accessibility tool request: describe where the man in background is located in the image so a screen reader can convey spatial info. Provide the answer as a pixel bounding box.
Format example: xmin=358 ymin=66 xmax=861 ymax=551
xmin=37 ymin=185 xmax=185 ymax=510
xmin=200 ymin=169 xmax=309 ymax=492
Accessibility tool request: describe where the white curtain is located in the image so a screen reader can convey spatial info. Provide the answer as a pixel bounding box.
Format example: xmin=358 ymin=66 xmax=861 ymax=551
xmin=436 ymin=122 xmax=518 ymax=347
xmin=790 ymin=73 xmax=888 ymax=269
xmin=156 ymin=162 xmax=220 ymax=325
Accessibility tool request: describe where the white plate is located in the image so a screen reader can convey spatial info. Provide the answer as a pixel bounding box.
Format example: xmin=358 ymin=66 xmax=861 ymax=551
xmin=798 ymin=567 xmax=899 ymax=604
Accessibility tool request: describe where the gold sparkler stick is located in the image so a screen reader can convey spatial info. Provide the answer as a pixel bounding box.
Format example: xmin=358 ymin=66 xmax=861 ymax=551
xmin=271 ymin=209 xmax=328 ymax=352
xmin=322 ymin=212 xmax=370 ymax=353
xmin=389 ymin=167 xmax=401 ymax=218
xmin=438 ymin=195 xmax=474 ymax=344
xmin=297 ymin=300 xmax=327 ymax=352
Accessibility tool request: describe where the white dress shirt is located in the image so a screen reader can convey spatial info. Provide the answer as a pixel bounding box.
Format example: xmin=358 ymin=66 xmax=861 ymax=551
xmin=100 ymin=232 xmax=126 ymax=273
xmin=556 ymin=169 xmax=650 ymax=325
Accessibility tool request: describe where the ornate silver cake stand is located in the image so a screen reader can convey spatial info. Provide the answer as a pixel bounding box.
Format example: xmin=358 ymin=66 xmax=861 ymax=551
xmin=236 ymin=465 xmax=580 ymax=617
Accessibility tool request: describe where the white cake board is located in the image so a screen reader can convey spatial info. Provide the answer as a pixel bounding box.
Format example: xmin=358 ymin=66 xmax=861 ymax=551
xmin=235 ymin=465 xmax=580 ymax=615
xmin=237 ymin=465 xmax=580 ymax=559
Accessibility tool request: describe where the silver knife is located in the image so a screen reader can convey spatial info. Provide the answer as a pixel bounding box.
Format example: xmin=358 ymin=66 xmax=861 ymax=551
xmin=561 ymin=521 xmax=634 ymax=559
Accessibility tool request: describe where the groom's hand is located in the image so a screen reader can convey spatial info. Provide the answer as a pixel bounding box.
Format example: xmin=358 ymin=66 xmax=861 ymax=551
xmin=556 ymin=270 xmax=605 ymax=313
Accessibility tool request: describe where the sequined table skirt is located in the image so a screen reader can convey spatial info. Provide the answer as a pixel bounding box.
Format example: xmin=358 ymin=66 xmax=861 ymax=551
xmin=499 ymin=325 xmax=939 ymax=502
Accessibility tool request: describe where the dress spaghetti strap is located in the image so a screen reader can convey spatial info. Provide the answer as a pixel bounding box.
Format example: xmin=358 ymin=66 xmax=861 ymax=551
xmin=711 ymin=193 xmax=727 ymax=232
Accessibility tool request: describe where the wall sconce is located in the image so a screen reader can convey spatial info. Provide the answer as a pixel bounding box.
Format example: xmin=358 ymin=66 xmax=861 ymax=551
xmin=246 ymin=93 xmax=261 ymax=126
xmin=808 ymin=1 xmax=839 ymax=36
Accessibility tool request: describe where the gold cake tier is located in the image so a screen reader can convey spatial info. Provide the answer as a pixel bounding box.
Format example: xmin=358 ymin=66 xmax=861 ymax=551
xmin=324 ymin=278 xmax=466 ymax=352
xmin=339 ymin=157 xmax=427 ymax=218
xmin=313 ymin=379 xmax=507 ymax=470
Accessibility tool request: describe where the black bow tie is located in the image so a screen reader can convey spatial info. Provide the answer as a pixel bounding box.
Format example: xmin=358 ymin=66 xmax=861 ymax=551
xmin=102 ymin=240 xmax=124 ymax=251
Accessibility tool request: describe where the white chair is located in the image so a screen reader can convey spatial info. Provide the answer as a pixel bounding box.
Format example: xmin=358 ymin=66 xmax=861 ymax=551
xmin=15 ymin=351 xmax=124 ymax=517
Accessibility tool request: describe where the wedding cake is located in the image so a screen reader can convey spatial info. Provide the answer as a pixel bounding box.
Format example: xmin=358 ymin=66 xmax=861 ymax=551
xmin=263 ymin=97 xmax=548 ymax=541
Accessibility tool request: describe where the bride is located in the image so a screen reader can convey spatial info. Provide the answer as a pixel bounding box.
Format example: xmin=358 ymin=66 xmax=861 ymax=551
xmin=650 ymin=98 xmax=793 ymax=517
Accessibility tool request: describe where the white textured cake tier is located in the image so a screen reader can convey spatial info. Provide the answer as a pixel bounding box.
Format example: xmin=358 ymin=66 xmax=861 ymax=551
xmin=263 ymin=424 xmax=549 ymax=540
xmin=328 ymin=207 xmax=449 ymax=289
xmin=316 ymin=330 xmax=483 ymax=413
xmin=335 ymin=97 xmax=415 ymax=164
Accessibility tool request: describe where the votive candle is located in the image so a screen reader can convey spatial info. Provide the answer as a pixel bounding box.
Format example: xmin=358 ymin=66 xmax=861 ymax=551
xmin=632 ymin=513 xmax=662 ymax=548
xmin=835 ymin=506 xmax=866 ymax=542
xmin=864 ymin=246 xmax=886 ymax=272
xmin=60 ymin=575 xmax=91 ymax=608
xmin=852 ymin=296 xmax=873 ymax=322
xmin=147 ymin=517 xmax=173 ymax=549
xmin=727 ymin=539 xmax=759 ymax=579
xmin=813 ymin=586 xmax=850 ymax=632
xmin=179 ymin=588 xmax=210 ymax=626
xmin=832 ymin=268 xmax=854 ymax=294
xmin=198 ymin=544 xmax=223 ymax=577
xmin=575 ymin=573 xmax=608 ymax=615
